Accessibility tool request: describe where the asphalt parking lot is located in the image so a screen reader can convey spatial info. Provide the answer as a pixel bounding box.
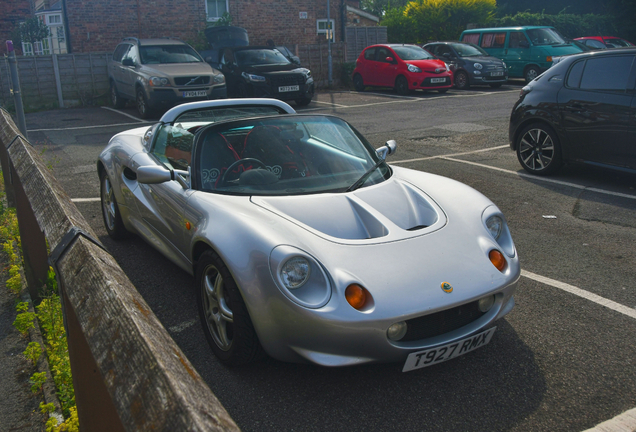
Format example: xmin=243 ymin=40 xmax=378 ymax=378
xmin=24 ymin=84 xmax=636 ymax=431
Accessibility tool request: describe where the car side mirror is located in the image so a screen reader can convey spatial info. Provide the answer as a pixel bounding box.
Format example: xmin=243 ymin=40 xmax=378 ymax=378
xmin=122 ymin=58 xmax=134 ymax=66
xmin=385 ymin=56 xmax=395 ymax=63
xmin=137 ymin=165 xmax=190 ymax=188
xmin=376 ymin=140 xmax=397 ymax=160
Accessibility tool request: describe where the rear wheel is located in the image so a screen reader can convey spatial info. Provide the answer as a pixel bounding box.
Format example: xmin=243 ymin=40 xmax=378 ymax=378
xmin=136 ymin=88 xmax=152 ymax=119
xmin=353 ymin=74 xmax=365 ymax=92
xmin=196 ymin=250 xmax=263 ymax=366
xmin=516 ymin=123 xmax=563 ymax=175
xmin=395 ymin=76 xmax=410 ymax=96
xmin=454 ymin=70 xmax=470 ymax=89
xmin=110 ymin=82 xmax=126 ymax=108
xmin=100 ymin=171 xmax=129 ymax=239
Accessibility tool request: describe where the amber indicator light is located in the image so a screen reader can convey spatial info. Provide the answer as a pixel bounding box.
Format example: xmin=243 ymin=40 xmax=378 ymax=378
xmin=185 ymin=222 xmax=191 ymax=230
xmin=345 ymin=284 xmax=367 ymax=310
xmin=489 ymin=250 xmax=506 ymax=272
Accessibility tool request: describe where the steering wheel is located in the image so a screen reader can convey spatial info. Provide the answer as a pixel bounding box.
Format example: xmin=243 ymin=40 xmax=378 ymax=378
xmin=220 ymin=158 xmax=268 ymax=185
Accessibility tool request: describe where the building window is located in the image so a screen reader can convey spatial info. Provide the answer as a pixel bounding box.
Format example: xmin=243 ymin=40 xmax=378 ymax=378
xmin=22 ymin=42 xmax=34 ymax=56
xmin=206 ymin=0 xmax=228 ymax=21
xmin=48 ymin=14 xmax=62 ymax=24
xmin=316 ymin=19 xmax=335 ymax=41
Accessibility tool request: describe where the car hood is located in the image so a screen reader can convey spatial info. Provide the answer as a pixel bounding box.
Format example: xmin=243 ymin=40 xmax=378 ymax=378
xmin=404 ymin=59 xmax=448 ymax=70
xmin=239 ymin=63 xmax=301 ymax=74
xmin=539 ymin=44 xmax=585 ymax=55
xmin=141 ymin=62 xmax=215 ymax=75
xmin=460 ymin=56 xmax=504 ymax=65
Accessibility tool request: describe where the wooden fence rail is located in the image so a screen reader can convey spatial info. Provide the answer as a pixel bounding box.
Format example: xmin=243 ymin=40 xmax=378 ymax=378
xmin=0 ymin=108 xmax=239 ymax=431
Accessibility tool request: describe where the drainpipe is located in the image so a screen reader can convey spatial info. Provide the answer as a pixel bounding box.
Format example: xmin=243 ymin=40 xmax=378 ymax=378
xmin=327 ymin=0 xmax=332 ymax=86
xmin=6 ymin=41 xmax=27 ymax=138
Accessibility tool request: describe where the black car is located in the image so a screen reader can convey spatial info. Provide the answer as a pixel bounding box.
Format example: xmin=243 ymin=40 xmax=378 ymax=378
xmin=509 ymin=47 xmax=636 ymax=175
xmin=218 ymin=46 xmax=314 ymax=106
xmin=423 ymin=41 xmax=508 ymax=89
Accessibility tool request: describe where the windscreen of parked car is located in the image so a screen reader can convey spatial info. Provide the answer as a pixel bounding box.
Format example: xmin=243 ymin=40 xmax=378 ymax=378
xmin=451 ymin=43 xmax=490 ymax=57
xmin=392 ymin=46 xmax=434 ymax=61
xmin=235 ymin=49 xmax=291 ymax=66
xmin=140 ymin=44 xmax=204 ymax=64
xmin=526 ymin=28 xmax=566 ymax=46
xmin=604 ymin=38 xmax=633 ymax=48
xmin=193 ymin=115 xmax=391 ymax=195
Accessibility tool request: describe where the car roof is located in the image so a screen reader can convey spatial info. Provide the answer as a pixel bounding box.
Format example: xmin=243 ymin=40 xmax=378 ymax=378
xmin=461 ymin=26 xmax=555 ymax=33
xmin=365 ymin=44 xmax=421 ymax=49
xmin=226 ymin=46 xmax=277 ymax=52
xmin=121 ymin=37 xmax=189 ymax=46
xmin=557 ymin=46 xmax=636 ymax=62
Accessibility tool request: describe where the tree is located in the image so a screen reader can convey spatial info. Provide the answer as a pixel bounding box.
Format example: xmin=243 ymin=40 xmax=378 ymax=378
xmin=11 ymin=17 xmax=51 ymax=54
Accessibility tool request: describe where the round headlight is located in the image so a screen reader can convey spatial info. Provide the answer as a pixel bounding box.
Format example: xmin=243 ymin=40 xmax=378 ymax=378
xmin=473 ymin=63 xmax=483 ymax=70
xmin=478 ymin=295 xmax=495 ymax=313
xmin=387 ymin=321 xmax=407 ymax=341
xmin=486 ymin=216 xmax=503 ymax=240
xmin=280 ymin=257 xmax=310 ymax=289
xmin=213 ymin=74 xmax=225 ymax=84
xmin=150 ymin=76 xmax=169 ymax=86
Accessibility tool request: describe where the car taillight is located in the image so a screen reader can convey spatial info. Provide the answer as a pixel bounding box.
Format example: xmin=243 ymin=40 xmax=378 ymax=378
xmin=519 ymin=85 xmax=532 ymax=98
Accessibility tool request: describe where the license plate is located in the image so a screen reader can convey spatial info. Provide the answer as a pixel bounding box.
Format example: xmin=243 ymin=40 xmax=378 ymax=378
xmin=183 ymin=90 xmax=207 ymax=97
xmin=402 ymin=327 xmax=496 ymax=372
xmin=430 ymin=78 xmax=446 ymax=83
xmin=279 ymin=85 xmax=299 ymax=92
xmin=491 ymin=71 xmax=504 ymax=77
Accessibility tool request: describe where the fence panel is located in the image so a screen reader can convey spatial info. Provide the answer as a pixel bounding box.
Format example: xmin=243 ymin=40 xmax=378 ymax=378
xmin=345 ymin=27 xmax=388 ymax=62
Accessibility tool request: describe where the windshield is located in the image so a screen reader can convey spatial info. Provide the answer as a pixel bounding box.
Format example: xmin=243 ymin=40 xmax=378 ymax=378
xmin=140 ymin=44 xmax=203 ymax=64
xmin=392 ymin=46 xmax=434 ymax=60
xmin=605 ymin=38 xmax=633 ymax=47
xmin=526 ymin=28 xmax=566 ymax=46
xmin=235 ymin=49 xmax=291 ymax=66
xmin=452 ymin=43 xmax=489 ymax=57
xmin=193 ymin=115 xmax=390 ymax=195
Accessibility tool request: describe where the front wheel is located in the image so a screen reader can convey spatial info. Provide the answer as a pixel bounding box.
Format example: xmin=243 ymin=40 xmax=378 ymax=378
xmin=136 ymin=88 xmax=152 ymax=119
xmin=516 ymin=123 xmax=563 ymax=175
xmin=395 ymin=76 xmax=410 ymax=96
xmin=454 ymin=70 xmax=469 ymax=89
xmin=524 ymin=66 xmax=540 ymax=83
xmin=196 ymin=250 xmax=263 ymax=366
xmin=100 ymin=171 xmax=129 ymax=239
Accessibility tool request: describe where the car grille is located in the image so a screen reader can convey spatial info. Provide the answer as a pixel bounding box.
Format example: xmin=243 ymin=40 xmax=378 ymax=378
xmin=401 ymin=301 xmax=486 ymax=341
xmin=270 ymin=74 xmax=304 ymax=86
xmin=174 ymin=76 xmax=211 ymax=86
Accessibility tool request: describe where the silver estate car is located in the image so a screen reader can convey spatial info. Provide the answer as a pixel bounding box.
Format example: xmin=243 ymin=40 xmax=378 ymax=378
xmin=98 ymin=99 xmax=519 ymax=372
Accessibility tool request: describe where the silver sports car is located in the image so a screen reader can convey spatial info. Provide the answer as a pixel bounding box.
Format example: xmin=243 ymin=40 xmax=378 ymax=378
xmin=98 ymin=99 xmax=519 ymax=372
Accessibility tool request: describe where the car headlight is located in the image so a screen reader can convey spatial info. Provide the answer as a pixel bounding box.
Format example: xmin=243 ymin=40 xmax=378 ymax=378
xmin=149 ymin=76 xmax=170 ymax=87
xmin=270 ymin=246 xmax=331 ymax=308
xmin=486 ymin=215 xmax=503 ymax=240
xmin=483 ymin=206 xmax=515 ymax=258
xmin=407 ymin=63 xmax=422 ymax=73
xmin=473 ymin=63 xmax=483 ymax=70
xmin=241 ymin=72 xmax=266 ymax=83
xmin=387 ymin=321 xmax=407 ymax=341
xmin=502 ymin=61 xmax=507 ymax=69
xmin=293 ymin=67 xmax=312 ymax=79
xmin=281 ymin=257 xmax=310 ymax=289
xmin=213 ymin=74 xmax=225 ymax=84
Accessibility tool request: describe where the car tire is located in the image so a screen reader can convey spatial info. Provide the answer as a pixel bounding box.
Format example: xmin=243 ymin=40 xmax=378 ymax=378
xmin=100 ymin=170 xmax=129 ymax=239
xmin=295 ymin=97 xmax=312 ymax=106
xmin=110 ymin=81 xmax=126 ymax=108
xmin=196 ymin=249 xmax=264 ymax=366
xmin=524 ymin=66 xmax=540 ymax=83
xmin=516 ymin=123 xmax=563 ymax=175
xmin=454 ymin=71 xmax=470 ymax=89
xmin=136 ymin=88 xmax=152 ymax=119
xmin=489 ymin=83 xmax=502 ymax=88
xmin=353 ymin=74 xmax=365 ymax=92
xmin=395 ymin=76 xmax=410 ymax=96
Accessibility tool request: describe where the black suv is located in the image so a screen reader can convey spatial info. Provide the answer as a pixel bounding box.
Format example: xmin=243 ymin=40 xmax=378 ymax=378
xmin=509 ymin=47 xmax=636 ymax=175
xmin=108 ymin=37 xmax=226 ymax=118
xmin=218 ymin=46 xmax=314 ymax=106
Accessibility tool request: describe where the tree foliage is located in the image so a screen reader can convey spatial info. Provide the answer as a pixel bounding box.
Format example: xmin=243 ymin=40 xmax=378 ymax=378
xmin=11 ymin=17 xmax=51 ymax=48
xmin=382 ymin=0 xmax=497 ymax=44
xmin=491 ymin=12 xmax=620 ymax=40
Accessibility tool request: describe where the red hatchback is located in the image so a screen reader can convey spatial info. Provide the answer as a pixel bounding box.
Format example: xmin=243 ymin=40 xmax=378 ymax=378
xmin=352 ymin=44 xmax=453 ymax=95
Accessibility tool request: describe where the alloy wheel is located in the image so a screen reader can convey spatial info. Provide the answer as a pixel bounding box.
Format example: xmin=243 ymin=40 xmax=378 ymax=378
xmin=202 ymin=265 xmax=234 ymax=351
xmin=518 ymin=128 xmax=555 ymax=172
xmin=101 ymin=177 xmax=116 ymax=231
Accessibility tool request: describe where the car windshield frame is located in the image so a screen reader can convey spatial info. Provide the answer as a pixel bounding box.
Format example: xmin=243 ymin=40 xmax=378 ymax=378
xmin=451 ymin=43 xmax=489 ymax=57
xmin=526 ymin=28 xmax=566 ymax=46
xmin=139 ymin=44 xmax=204 ymax=64
xmin=392 ymin=45 xmax=435 ymax=61
xmin=191 ymin=114 xmax=391 ymax=196
xmin=235 ymin=49 xmax=292 ymax=66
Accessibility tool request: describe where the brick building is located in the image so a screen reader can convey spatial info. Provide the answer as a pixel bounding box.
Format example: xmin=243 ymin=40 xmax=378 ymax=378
xmin=0 ymin=0 xmax=33 ymax=54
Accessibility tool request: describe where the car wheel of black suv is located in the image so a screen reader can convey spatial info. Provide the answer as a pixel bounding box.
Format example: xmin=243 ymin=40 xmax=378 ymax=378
xmin=110 ymin=82 xmax=126 ymax=109
xmin=516 ymin=123 xmax=563 ymax=175
xmin=196 ymin=249 xmax=264 ymax=366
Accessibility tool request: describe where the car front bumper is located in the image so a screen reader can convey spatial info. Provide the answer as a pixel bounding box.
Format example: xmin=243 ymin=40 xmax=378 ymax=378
xmin=147 ymin=84 xmax=227 ymax=107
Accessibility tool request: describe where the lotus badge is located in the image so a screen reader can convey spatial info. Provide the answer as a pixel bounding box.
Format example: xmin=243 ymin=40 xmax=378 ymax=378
xmin=441 ymin=282 xmax=453 ymax=293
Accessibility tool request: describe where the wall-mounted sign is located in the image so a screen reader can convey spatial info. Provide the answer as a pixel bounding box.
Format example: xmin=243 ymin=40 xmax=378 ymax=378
xmin=299 ymin=12 xmax=308 ymax=19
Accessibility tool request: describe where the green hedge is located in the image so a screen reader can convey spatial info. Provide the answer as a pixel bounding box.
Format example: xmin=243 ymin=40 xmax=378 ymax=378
xmin=491 ymin=12 xmax=621 ymax=40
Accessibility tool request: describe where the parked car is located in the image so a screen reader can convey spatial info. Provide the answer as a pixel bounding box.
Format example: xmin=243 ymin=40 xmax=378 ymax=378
xmin=352 ymin=44 xmax=453 ymax=95
xmin=98 ymin=98 xmax=519 ymax=371
xmin=108 ymin=37 xmax=226 ymax=119
xmin=460 ymin=26 xmax=585 ymax=83
xmin=218 ymin=46 xmax=314 ymax=106
xmin=509 ymin=47 xmax=636 ymax=175
xmin=273 ymin=45 xmax=301 ymax=65
xmin=423 ymin=41 xmax=508 ymax=89
xmin=574 ymin=36 xmax=634 ymax=49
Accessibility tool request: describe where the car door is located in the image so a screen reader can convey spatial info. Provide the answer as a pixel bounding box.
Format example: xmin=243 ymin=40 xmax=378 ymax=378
xmin=558 ymin=54 xmax=636 ymax=168
xmin=110 ymin=43 xmax=132 ymax=95
xmin=359 ymin=47 xmax=377 ymax=85
xmin=373 ymin=47 xmax=397 ymax=87
xmin=119 ymin=44 xmax=139 ymax=99
xmin=506 ymin=31 xmax=531 ymax=78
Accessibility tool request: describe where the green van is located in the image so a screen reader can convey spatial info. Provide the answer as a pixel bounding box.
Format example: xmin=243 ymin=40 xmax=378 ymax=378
xmin=459 ymin=26 xmax=584 ymax=82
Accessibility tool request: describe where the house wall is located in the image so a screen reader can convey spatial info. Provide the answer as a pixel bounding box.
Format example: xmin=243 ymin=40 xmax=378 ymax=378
xmin=63 ymin=0 xmax=342 ymax=53
xmin=1 ymin=0 xmax=33 ymax=55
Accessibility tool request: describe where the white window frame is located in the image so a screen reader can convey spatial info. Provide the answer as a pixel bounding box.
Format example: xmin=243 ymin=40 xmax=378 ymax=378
xmin=205 ymin=0 xmax=229 ymax=22
xmin=47 ymin=14 xmax=61 ymax=24
xmin=316 ymin=19 xmax=335 ymax=41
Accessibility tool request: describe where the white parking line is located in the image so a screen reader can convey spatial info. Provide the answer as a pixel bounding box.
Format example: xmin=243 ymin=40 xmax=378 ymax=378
xmin=168 ymin=318 xmax=197 ymax=333
xmin=522 ymin=270 xmax=636 ymax=320
xmin=582 ymin=407 xmax=636 ymax=432
xmin=100 ymin=106 xmax=147 ymax=122
xmin=28 ymin=121 xmax=150 ymax=133
xmin=71 ymin=198 xmax=100 ymax=203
